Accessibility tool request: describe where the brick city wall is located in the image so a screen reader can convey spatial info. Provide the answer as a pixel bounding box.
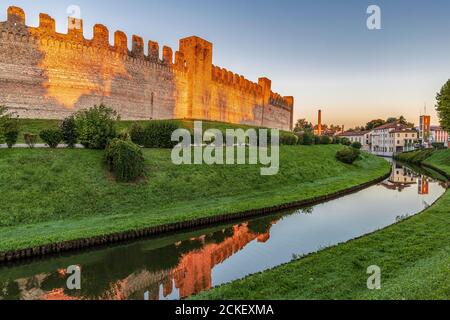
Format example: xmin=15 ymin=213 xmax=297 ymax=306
xmin=0 ymin=6 xmax=294 ymax=130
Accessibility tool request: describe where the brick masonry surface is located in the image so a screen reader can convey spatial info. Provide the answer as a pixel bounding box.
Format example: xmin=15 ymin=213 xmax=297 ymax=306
xmin=0 ymin=6 xmax=294 ymax=130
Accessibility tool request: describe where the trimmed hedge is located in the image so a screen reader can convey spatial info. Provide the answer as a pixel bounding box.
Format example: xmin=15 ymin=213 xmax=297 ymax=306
xmin=143 ymin=120 xmax=180 ymax=148
xmin=320 ymin=136 xmax=331 ymax=145
xmin=105 ymin=139 xmax=146 ymax=182
xmin=39 ymin=129 xmax=63 ymax=148
xmin=280 ymin=132 xmax=299 ymax=145
xmin=130 ymin=122 xmax=145 ymax=146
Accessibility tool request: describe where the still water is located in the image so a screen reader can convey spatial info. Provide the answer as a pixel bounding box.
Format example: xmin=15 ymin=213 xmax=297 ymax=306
xmin=0 ymin=162 xmax=447 ymax=300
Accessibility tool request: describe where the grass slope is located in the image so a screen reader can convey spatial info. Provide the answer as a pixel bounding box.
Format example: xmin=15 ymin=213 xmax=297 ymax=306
xmin=0 ymin=145 xmax=389 ymax=253
xmin=194 ymin=149 xmax=450 ymax=300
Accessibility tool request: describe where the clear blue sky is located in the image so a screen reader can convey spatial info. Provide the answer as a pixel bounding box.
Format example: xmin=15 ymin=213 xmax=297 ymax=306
xmin=2 ymin=0 xmax=450 ymax=127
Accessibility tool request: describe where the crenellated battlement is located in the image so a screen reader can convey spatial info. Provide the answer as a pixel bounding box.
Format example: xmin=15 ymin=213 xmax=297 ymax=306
xmin=0 ymin=5 xmax=294 ymax=130
xmin=212 ymin=65 xmax=262 ymax=96
xmin=0 ymin=6 xmax=186 ymax=72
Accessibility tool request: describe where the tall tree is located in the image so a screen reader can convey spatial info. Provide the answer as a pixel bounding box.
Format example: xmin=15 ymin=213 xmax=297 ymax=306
xmin=294 ymin=118 xmax=313 ymax=133
xmin=365 ymin=119 xmax=386 ymax=130
xmin=436 ymin=79 xmax=450 ymax=132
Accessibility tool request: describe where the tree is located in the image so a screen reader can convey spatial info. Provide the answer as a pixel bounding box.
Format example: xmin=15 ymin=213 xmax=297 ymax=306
xmin=365 ymin=119 xmax=386 ymax=130
xmin=294 ymin=119 xmax=313 ymax=133
xmin=386 ymin=117 xmax=397 ymax=124
xmin=436 ymin=79 xmax=450 ymax=132
xmin=0 ymin=106 xmax=12 ymax=144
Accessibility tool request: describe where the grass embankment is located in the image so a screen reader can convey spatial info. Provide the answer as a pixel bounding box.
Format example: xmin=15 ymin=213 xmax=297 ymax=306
xmin=194 ymin=149 xmax=450 ymax=300
xmin=13 ymin=119 xmax=261 ymax=143
xmin=0 ymin=145 xmax=389 ymax=254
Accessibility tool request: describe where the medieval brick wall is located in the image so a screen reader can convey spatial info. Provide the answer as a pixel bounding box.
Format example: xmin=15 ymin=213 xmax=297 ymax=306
xmin=0 ymin=6 xmax=294 ymax=130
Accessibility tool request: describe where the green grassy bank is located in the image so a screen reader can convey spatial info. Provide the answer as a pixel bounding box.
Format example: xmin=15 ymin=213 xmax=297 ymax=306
xmin=0 ymin=145 xmax=389 ymax=254
xmin=194 ymin=149 xmax=450 ymax=300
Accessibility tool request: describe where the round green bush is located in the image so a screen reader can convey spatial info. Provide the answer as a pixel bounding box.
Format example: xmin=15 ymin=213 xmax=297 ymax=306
xmin=3 ymin=120 xmax=19 ymax=148
xmin=105 ymin=139 xmax=146 ymax=182
xmin=60 ymin=116 xmax=78 ymax=148
xmin=336 ymin=147 xmax=361 ymax=164
xmin=320 ymin=136 xmax=331 ymax=145
xmin=280 ymin=132 xmax=299 ymax=145
xmin=333 ymin=136 xmax=341 ymax=144
xmin=301 ymin=132 xmax=314 ymax=145
xmin=40 ymin=129 xmax=63 ymax=148
xmin=143 ymin=121 xmax=180 ymax=148
xmin=130 ymin=122 xmax=145 ymax=145
xmin=74 ymin=105 xmax=118 ymax=149
xmin=340 ymin=138 xmax=351 ymax=146
xmin=351 ymin=141 xmax=362 ymax=150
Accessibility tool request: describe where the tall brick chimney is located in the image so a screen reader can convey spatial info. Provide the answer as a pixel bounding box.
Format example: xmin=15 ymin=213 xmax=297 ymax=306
xmin=318 ymin=110 xmax=322 ymax=136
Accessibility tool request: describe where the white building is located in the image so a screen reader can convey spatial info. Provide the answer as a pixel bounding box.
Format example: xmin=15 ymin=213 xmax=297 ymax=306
xmin=371 ymin=122 xmax=417 ymax=157
xmin=337 ymin=131 xmax=372 ymax=152
xmin=430 ymin=126 xmax=449 ymax=147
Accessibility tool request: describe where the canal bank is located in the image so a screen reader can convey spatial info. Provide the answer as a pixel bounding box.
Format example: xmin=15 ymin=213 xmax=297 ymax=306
xmin=194 ymin=151 xmax=450 ymax=300
xmin=0 ymin=161 xmax=446 ymax=300
xmin=0 ymin=145 xmax=390 ymax=262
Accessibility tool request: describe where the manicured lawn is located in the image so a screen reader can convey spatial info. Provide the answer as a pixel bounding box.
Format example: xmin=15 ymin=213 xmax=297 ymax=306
xmin=0 ymin=145 xmax=389 ymax=253
xmin=194 ymin=149 xmax=450 ymax=300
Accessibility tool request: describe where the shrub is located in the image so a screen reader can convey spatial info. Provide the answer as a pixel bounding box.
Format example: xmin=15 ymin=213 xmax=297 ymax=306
xmin=351 ymin=141 xmax=362 ymax=150
xmin=336 ymin=147 xmax=361 ymax=164
xmin=60 ymin=116 xmax=78 ymax=148
xmin=320 ymin=136 xmax=331 ymax=145
xmin=432 ymin=142 xmax=445 ymax=150
xmin=40 ymin=129 xmax=63 ymax=148
xmin=3 ymin=119 xmax=20 ymax=148
xmin=301 ymin=132 xmax=314 ymax=145
xmin=314 ymin=135 xmax=321 ymax=145
xmin=295 ymin=133 xmax=304 ymax=145
xmin=118 ymin=129 xmax=131 ymax=141
xmin=0 ymin=106 xmax=11 ymax=144
xmin=130 ymin=122 xmax=145 ymax=145
xmin=143 ymin=120 xmax=180 ymax=148
xmin=24 ymin=133 xmax=38 ymax=148
xmin=280 ymin=132 xmax=299 ymax=145
xmin=74 ymin=105 xmax=118 ymax=149
xmin=341 ymin=138 xmax=351 ymax=146
xmin=105 ymin=138 xmax=145 ymax=182
xmin=332 ymin=136 xmax=341 ymax=144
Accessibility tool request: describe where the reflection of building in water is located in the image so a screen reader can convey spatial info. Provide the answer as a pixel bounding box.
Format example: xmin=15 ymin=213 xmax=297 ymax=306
xmin=1 ymin=218 xmax=279 ymax=300
xmin=418 ymin=176 xmax=429 ymax=195
xmin=389 ymin=165 xmax=417 ymax=184
xmin=380 ymin=164 xmax=418 ymax=192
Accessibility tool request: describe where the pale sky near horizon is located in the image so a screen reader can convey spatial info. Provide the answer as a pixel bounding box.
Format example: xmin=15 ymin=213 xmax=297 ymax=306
xmin=2 ymin=0 xmax=449 ymax=128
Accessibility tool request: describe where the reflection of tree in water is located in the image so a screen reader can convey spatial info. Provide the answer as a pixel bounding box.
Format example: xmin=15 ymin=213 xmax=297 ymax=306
xmin=7 ymin=215 xmax=280 ymax=300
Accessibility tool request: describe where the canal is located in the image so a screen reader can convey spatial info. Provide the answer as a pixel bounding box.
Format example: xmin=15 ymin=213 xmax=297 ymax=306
xmin=0 ymin=161 xmax=447 ymax=300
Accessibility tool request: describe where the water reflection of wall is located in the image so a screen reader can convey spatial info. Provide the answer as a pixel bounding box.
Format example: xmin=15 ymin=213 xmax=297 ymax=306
xmin=0 ymin=216 xmax=279 ymax=300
